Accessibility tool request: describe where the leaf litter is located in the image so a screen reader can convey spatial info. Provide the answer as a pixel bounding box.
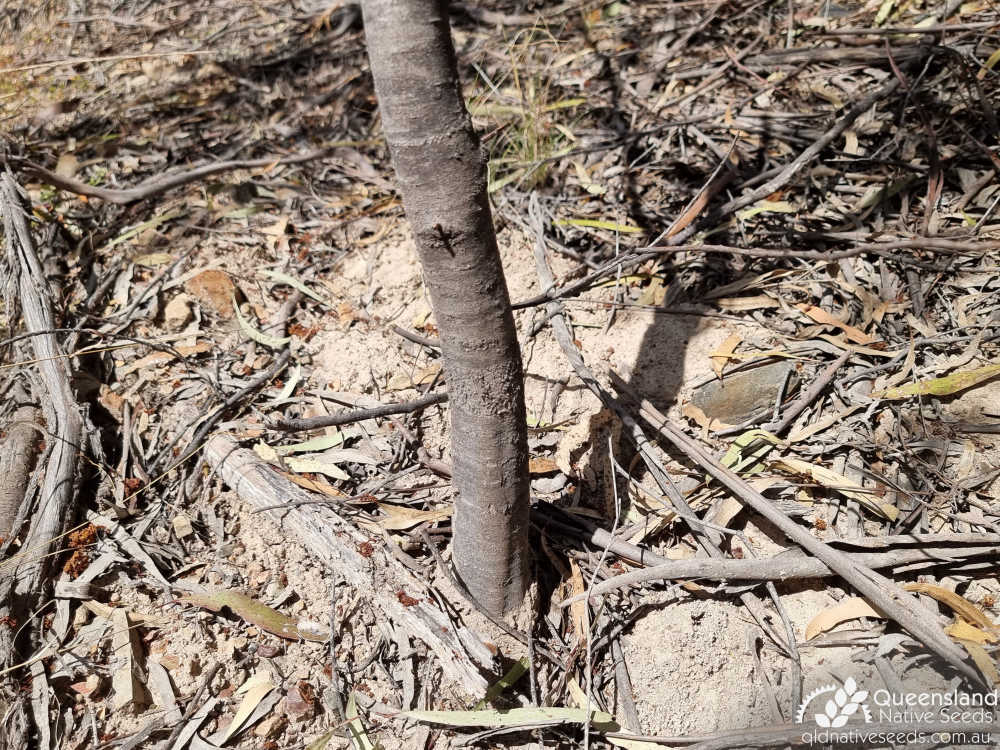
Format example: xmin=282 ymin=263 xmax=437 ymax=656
xmin=1 ymin=0 xmax=1000 ymax=747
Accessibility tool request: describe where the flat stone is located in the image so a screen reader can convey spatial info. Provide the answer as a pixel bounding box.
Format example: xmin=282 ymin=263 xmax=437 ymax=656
xmin=691 ymin=361 xmax=800 ymax=425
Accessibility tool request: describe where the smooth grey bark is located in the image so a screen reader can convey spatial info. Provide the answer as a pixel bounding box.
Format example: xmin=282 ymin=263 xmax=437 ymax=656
xmin=360 ymin=0 xmax=530 ymax=613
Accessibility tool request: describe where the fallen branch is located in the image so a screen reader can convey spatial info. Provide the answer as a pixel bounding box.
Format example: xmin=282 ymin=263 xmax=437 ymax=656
xmin=12 ymin=144 xmax=361 ymax=204
xmin=202 ymin=435 xmax=494 ymax=697
xmin=0 ymin=171 xmax=85 ymax=750
xmin=271 ymin=391 xmax=448 ymax=432
xmin=560 ymin=538 xmax=1000 ymax=604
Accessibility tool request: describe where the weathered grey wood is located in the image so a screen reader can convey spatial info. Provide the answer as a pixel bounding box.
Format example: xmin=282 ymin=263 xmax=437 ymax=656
xmin=1 ymin=172 xmax=85 ymax=750
xmin=0 ymin=403 xmax=39 ymax=538
xmin=1 ymin=174 xmax=83 ymax=602
xmin=203 ymin=435 xmax=493 ymax=697
xmin=561 ymin=541 xmax=1000 ymax=604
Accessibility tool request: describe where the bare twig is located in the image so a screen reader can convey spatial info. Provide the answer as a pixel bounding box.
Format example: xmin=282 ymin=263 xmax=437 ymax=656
xmin=761 ymin=350 xmax=851 ymax=435
xmin=559 ymin=538 xmax=1000 ymax=603
xmin=390 ymin=324 xmax=441 ymax=350
xmin=270 ymin=391 xmax=447 ymax=432
xmin=717 ymin=74 xmax=903 ymax=215
xmin=12 ymin=145 xmax=365 ymax=204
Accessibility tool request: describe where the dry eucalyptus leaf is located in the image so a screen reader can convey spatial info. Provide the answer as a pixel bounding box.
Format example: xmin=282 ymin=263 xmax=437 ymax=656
xmin=281 ymin=472 xmax=346 ymax=498
xmin=904 ymin=582 xmax=998 ymax=631
xmin=282 ymin=456 xmax=350 ymax=481
xmin=370 ymin=502 xmax=451 ymax=531
xmin=947 ymin=619 xmax=998 ymax=645
xmin=956 ymin=639 xmax=1000 ymax=685
xmin=218 ymin=671 xmax=274 ymax=744
xmin=387 ymin=364 xmax=441 ymax=391
xmin=796 ymin=303 xmax=876 ymax=345
xmin=177 ymin=589 xmax=330 ymax=642
xmin=771 ymin=457 xmax=898 ymax=520
xmin=710 ymin=333 xmax=742 ymax=378
xmin=876 ymin=364 xmax=1000 ymax=400
xmin=805 ymin=597 xmax=885 ymax=640
xmin=713 ymin=295 xmax=780 ymax=311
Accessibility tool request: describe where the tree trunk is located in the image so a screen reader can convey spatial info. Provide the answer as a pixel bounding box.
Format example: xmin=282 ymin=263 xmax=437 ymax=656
xmin=360 ymin=0 xmax=531 ymax=613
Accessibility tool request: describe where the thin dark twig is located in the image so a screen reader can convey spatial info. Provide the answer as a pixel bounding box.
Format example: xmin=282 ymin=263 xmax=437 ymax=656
xmin=270 ymin=391 xmax=447 ymax=432
xmin=511 ymin=238 xmax=997 ymax=310
xmin=390 ymin=324 xmax=441 ymax=350
xmin=12 ymin=145 xmax=366 ymax=204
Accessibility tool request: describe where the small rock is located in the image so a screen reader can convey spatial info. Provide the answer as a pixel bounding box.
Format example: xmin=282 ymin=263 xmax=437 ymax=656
xmin=690 ymin=361 xmax=800 ymax=425
xmin=163 ymin=293 xmax=193 ymax=330
xmin=172 ymin=513 xmax=193 ymax=539
xmin=284 ymin=680 xmax=316 ymax=721
xmin=253 ymin=714 xmax=287 ymax=739
xmin=185 ymin=269 xmax=237 ymax=318
xmin=531 ymin=474 xmax=569 ymax=494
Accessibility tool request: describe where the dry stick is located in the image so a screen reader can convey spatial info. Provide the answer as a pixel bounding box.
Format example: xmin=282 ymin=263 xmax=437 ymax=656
xmin=1 ymin=174 xmax=84 ymax=597
xmin=742 ymin=42 xmax=929 ymax=69
xmin=270 ymin=391 xmax=447 ymax=432
xmin=12 ymin=145 xmax=355 ymax=205
xmin=718 ymin=74 xmax=902 ymax=215
xmin=613 ymin=379 xmax=980 ymax=684
xmin=203 ymin=435 xmax=495 ymax=695
xmin=390 ymin=324 xmax=441 ymax=350
xmin=510 ymin=237 xmax=997 ymax=310
xmin=760 ymin=350 xmax=850 ymax=435
xmin=610 ymin=637 xmax=642 ymax=735
xmin=821 ymin=21 xmax=998 ymax=34
xmin=526 ymin=195 xmax=792 ymax=656
xmin=559 ymin=541 xmax=1000 ymax=604
xmin=0 ymin=172 xmax=85 ymax=750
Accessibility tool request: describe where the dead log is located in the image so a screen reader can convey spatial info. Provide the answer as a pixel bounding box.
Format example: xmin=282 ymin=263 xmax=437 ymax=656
xmin=202 ymin=434 xmax=494 ymax=697
xmin=0 ymin=171 xmax=85 ymax=750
